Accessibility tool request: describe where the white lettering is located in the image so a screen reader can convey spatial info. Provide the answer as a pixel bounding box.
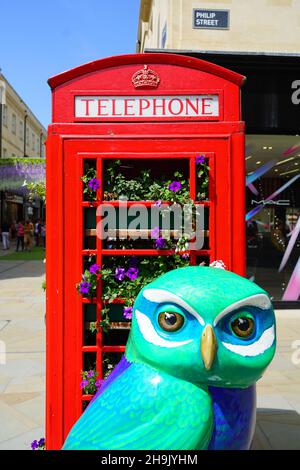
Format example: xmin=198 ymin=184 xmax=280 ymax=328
xmin=291 ymin=80 xmax=300 ymax=105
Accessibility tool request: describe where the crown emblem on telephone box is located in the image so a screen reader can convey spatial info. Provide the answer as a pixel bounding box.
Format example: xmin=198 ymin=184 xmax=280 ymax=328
xmin=132 ymin=65 xmax=160 ymax=89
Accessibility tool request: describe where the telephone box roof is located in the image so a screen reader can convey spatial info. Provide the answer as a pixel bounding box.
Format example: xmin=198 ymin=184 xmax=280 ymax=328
xmin=48 ymin=53 xmax=245 ymax=90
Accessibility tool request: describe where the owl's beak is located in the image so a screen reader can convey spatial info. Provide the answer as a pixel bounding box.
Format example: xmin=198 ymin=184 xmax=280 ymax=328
xmin=201 ymin=325 xmax=217 ymax=370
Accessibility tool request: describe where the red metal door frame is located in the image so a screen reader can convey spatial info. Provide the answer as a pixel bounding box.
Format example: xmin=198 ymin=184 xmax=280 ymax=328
xmin=46 ymin=128 xmax=244 ymax=449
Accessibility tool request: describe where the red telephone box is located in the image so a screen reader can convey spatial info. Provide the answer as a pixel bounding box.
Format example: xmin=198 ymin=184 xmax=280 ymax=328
xmin=46 ymin=53 xmax=245 ymax=449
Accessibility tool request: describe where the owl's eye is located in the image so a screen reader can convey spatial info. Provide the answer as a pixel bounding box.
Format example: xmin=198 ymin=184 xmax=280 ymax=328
xmin=231 ymin=316 xmax=255 ymax=338
xmin=158 ymin=312 xmax=185 ymax=332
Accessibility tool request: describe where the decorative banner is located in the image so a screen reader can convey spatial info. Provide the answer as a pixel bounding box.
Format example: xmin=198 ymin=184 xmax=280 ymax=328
xmin=279 ymin=216 xmax=300 ymax=273
xmin=75 ymin=95 xmax=219 ymax=119
xmin=282 ymin=143 xmax=300 ymax=156
xmin=246 ymin=160 xmax=277 ymax=186
xmin=282 ymin=257 xmax=300 ymax=301
xmin=247 ymin=182 xmax=259 ymax=196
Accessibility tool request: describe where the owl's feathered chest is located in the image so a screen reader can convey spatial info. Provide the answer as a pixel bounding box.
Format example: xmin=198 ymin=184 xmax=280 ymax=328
xmin=208 ymin=384 xmax=256 ymax=450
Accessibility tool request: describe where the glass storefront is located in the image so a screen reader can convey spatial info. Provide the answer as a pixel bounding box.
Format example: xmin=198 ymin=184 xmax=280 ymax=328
xmin=246 ymin=135 xmax=300 ymax=302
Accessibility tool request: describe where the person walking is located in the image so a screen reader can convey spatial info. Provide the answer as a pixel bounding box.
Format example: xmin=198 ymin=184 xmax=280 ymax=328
xmin=41 ymin=222 xmax=46 ymax=249
xmin=24 ymin=220 xmax=34 ymax=252
xmin=1 ymin=221 xmax=11 ymax=250
xmin=10 ymin=221 xmax=17 ymax=240
xmin=16 ymin=221 xmax=25 ymax=252
xmin=34 ymin=219 xmax=41 ymax=247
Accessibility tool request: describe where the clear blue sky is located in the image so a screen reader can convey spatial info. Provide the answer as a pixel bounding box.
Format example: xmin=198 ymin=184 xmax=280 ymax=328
xmin=0 ymin=0 xmax=140 ymax=128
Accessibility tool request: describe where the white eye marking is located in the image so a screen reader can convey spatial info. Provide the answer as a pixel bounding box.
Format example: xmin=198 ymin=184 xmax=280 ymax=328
xmin=213 ymin=294 xmax=272 ymax=326
xmin=221 ymin=325 xmax=275 ymax=357
xmin=135 ymin=309 xmax=193 ymax=348
xmin=142 ymin=289 xmax=205 ymax=326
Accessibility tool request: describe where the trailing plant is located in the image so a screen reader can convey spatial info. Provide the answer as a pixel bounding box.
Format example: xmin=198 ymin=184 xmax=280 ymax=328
xmin=76 ymin=260 xmax=101 ymax=299
xmin=81 ymin=167 xmax=100 ymax=201
xmin=80 ymin=370 xmax=103 ymax=395
xmin=103 ymin=160 xmax=193 ymax=204
xmin=31 ymin=437 xmax=45 ymax=450
xmin=196 ymin=155 xmax=210 ymax=200
xmin=78 ymin=154 xmax=211 ymax=332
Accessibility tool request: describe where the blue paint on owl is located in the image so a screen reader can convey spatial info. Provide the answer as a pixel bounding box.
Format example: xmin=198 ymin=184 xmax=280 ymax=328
xmin=208 ymin=385 xmax=256 ymax=450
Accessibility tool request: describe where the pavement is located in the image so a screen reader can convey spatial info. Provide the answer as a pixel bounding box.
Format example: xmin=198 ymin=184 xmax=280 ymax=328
xmin=0 ymin=257 xmax=45 ymax=450
xmin=0 ymin=256 xmax=299 ymax=450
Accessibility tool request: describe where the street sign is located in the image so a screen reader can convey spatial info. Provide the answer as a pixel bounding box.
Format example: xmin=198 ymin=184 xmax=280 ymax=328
xmin=193 ymin=9 xmax=230 ymax=30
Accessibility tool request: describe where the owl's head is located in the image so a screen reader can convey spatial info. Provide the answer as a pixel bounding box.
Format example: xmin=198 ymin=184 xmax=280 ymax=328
xmin=125 ymin=267 xmax=276 ymax=388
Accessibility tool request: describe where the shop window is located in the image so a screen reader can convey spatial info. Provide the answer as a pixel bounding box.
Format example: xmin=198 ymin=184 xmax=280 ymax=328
xmin=246 ymin=135 xmax=300 ymax=301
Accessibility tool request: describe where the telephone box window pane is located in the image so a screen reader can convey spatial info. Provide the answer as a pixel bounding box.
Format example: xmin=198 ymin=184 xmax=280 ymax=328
xmin=196 ymin=255 xmax=211 ymax=266
xmin=103 ymin=352 xmax=123 ymax=380
xmin=196 ymin=155 xmax=210 ymax=201
xmin=84 ymin=207 xmax=96 ymax=229
xmin=83 ymin=352 xmax=96 ymax=372
xmin=84 ymin=303 xmax=96 ymax=322
xmin=83 ymin=325 xmax=96 ymax=346
xmin=103 ymin=158 xmax=189 ymax=201
xmin=82 ymin=159 xmax=97 ymax=201
xmin=83 ymin=304 xmax=96 ymax=346
xmin=84 ymin=230 xmax=96 ymax=249
xmin=82 ymin=400 xmax=90 ymax=412
xmin=103 ymin=329 xmax=130 ymax=346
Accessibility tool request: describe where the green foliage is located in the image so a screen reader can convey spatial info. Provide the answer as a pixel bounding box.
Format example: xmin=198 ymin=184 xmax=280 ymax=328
xmin=196 ymin=162 xmax=210 ymax=200
xmin=26 ymin=181 xmax=46 ymax=201
xmin=0 ymin=157 xmax=45 ymax=166
xmin=81 ymin=167 xmax=98 ymax=201
xmin=98 ymin=255 xmax=189 ymax=305
xmin=76 ymin=257 xmax=100 ymax=299
xmin=81 ymin=370 xmax=100 ymax=395
xmin=103 ymin=160 xmax=193 ymax=205
xmin=78 ymin=158 xmax=210 ymax=332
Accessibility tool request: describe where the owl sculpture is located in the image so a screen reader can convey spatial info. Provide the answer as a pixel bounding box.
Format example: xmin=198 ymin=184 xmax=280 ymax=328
xmin=63 ymin=266 xmax=276 ymax=450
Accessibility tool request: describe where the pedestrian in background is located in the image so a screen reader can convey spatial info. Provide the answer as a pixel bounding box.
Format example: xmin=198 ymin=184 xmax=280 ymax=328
xmin=41 ymin=222 xmax=46 ymax=249
xmin=24 ymin=220 xmax=34 ymax=252
xmin=16 ymin=221 xmax=25 ymax=252
xmin=1 ymin=221 xmax=11 ymax=250
xmin=10 ymin=221 xmax=17 ymax=240
xmin=34 ymin=219 xmax=41 ymax=247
